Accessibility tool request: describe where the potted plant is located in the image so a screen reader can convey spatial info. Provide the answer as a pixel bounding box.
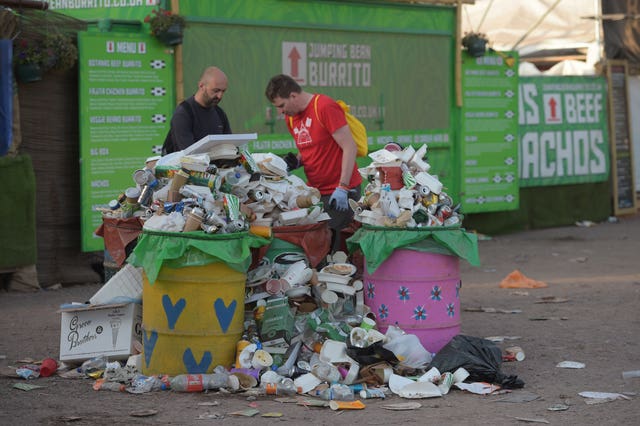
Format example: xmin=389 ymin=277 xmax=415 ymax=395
xmin=462 ymin=31 xmax=488 ymax=58
xmin=12 ymin=38 xmax=45 ymax=83
xmin=42 ymin=34 xmax=79 ymax=71
xmin=144 ymin=7 xmax=186 ymax=46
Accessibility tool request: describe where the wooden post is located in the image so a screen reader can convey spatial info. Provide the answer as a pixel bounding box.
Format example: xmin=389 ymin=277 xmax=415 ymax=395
xmin=171 ymin=0 xmax=184 ymax=103
xmin=455 ymin=0 xmax=463 ymax=107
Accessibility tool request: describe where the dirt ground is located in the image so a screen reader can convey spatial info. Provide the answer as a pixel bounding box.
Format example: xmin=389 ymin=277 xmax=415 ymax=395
xmin=1 ymin=214 xmax=639 ymax=425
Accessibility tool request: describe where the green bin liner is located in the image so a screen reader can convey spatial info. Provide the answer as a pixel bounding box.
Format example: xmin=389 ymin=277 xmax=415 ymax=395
xmin=127 ymin=229 xmax=271 ymax=284
xmin=347 ymin=225 xmax=480 ymax=275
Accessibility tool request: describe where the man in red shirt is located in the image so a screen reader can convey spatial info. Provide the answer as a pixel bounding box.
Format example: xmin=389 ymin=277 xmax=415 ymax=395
xmin=265 ymin=74 xmax=362 ymax=252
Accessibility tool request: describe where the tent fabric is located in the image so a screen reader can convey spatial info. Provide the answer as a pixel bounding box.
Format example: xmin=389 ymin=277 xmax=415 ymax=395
xmin=602 ymin=0 xmax=640 ymax=65
xmin=462 ymin=0 xmax=598 ymax=56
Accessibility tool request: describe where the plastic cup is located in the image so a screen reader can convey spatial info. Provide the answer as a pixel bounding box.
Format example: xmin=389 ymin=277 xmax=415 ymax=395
xmin=39 ymin=358 xmax=58 ymax=377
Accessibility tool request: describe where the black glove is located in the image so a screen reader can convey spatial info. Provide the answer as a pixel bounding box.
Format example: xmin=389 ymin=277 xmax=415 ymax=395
xmin=283 ymin=152 xmax=300 ymax=171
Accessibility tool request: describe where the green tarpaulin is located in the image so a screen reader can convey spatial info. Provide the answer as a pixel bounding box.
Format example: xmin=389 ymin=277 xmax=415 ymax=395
xmin=0 ymin=155 xmax=36 ymax=268
xmin=127 ymin=229 xmax=270 ymax=284
xmin=347 ymin=226 xmax=480 ymax=274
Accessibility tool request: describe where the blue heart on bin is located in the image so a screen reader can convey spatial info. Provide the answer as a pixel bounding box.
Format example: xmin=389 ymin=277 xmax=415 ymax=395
xmin=143 ymin=330 xmax=158 ymax=367
xmin=183 ymin=348 xmax=212 ymax=374
xmin=213 ymin=298 xmax=237 ymax=333
xmin=162 ymin=294 xmax=186 ymax=330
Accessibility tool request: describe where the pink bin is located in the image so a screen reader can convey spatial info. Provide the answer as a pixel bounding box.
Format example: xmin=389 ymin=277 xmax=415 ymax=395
xmin=363 ymin=249 xmax=461 ymax=354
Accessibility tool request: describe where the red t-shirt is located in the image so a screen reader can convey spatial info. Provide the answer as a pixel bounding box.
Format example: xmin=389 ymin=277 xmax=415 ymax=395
xmin=286 ymin=94 xmax=362 ymax=195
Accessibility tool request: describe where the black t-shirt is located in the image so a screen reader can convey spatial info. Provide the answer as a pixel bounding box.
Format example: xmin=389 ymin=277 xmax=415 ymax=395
xmin=163 ymin=96 xmax=232 ymax=154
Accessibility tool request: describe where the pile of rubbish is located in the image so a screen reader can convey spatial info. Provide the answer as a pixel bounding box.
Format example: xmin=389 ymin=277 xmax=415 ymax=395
xmin=98 ymin=136 xmax=330 ymax=234
xmin=60 ymin=137 xmax=515 ymax=407
xmin=351 ymin=143 xmax=462 ymax=228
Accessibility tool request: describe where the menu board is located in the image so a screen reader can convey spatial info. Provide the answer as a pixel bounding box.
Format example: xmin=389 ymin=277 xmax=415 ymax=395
xmin=606 ymin=61 xmax=637 ymax=215
xmin=459 ymin=52 xmax=519 ymax=213
xmin=78 ymin=33 xmax=175 ymax=251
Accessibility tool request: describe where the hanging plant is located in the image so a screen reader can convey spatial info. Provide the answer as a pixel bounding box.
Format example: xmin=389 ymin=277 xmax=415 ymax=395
xmin=144 ymin=7 xmax=186 ymax=46
xmin=462 ymin=31 xmax=488 ymax=58
xmin=13 ymin=37 xmax=44 ymax=67
xmin=43 ymin=33 xmax=78 ymax=71
xmin=12 ymin=37 xmax=45 ymax=83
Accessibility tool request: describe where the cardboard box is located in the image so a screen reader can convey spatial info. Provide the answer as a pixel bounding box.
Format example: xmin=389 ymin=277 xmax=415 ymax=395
xmin=260 ymin=297 xmax=294 ymax=347
xmin=59 ymin=303 xmax=142 ymax=362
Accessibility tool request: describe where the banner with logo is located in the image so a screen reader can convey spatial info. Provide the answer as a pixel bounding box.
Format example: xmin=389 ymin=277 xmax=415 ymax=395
xmin=48 ymin=0 xmax=159 ymax=21
xmin=519 ymin=76 xmax=610 ymax=187
xmin=78 ymin=32 xmax=175 ymax=251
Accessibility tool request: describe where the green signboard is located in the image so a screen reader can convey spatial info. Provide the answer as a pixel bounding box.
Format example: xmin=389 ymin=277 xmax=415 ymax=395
xmin=459 ymin=52 xmax=520 ymax=213
xmin=519 ymin=76 xmax=610 ymax=187
xmin=182 ymin=24 xmax=452 ymax=138
xmin=78 ymin=32 xmax=175 ymax=251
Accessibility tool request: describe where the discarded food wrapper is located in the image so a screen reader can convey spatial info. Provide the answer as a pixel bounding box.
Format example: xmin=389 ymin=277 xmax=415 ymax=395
xmin=454 ymin=382 xmax=501 ymax=395
xmin=499 ymin=269 xmax=548 ymax=289
xmin=556 ymin=361 xmax=585 ymax=369
xmin=579 ymin=391 xmax=631 ymax=403
xmin=329 ymin=400 xmax=365 ymax=410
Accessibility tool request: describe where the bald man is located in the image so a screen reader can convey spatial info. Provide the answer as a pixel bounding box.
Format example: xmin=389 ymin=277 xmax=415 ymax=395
xmin=162 ymin=66 xmax=232 ymax=154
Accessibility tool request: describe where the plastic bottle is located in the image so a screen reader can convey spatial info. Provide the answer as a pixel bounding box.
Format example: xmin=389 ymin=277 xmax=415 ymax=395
xmin=317 ymin=383 xmax=355 ymax=401
xmin=311 ymin=361 xmax=341 ymax=383
xmin=260 ymin=377 xmax=300 ymax=396
xmin=128 ymin=374 xmax=170 ymax=393
xmin=78 ymin=355 xmax=108 ymax=376
xmin=170 ymin=372 xmax=233 ymax=392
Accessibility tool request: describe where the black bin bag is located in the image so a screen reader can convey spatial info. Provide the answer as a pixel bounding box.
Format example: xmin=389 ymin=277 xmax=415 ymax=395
xmin=428 ymin=335 xmax=524 ymax=389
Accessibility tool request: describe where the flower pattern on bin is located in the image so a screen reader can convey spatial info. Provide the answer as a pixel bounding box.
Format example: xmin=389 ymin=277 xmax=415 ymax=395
xmin=446 ymin=303 xmax=455 ymax=317
xmin=398 ymin=286 xmax=410 ymax=301
xmin=413 ymin=305 xmax=427 ymax=321
xmin=378 ymin=304 xmax=389 ymax=319
xmin=366 ymin=281 xmax=375 ymax=299
xmin=431 ymin=285 xmax=442 ymax=301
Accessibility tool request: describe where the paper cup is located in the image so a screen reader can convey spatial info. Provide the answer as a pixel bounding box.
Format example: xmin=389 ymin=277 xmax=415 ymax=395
xmin=265 ymin=278 xmax=286 ymax=295
xmin=295 ymin=195 xmax=318 ymax=208
xmin=249 ymin=224 xmax=272 ymax=238
xmin=170 ymin=169 xmax=190 ymax=192
xmin=505 ymin=346 xmax=525 ymax=361
xmin=251 ymin=349 xmax=273 ymax=370
xmin=183 ymin=209 xmax=204 ymax=232
xmin=282 ymin=260 xmax=311 ymax=288
xmin=360 ymin=316 xmax=376 ymax=330
xmin=452 ymin=367 xmax=470 ymax=383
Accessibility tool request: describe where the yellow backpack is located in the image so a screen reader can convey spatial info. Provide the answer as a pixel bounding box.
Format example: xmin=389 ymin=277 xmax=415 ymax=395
xmin=289 ymin=96 xmax=368 ymax=157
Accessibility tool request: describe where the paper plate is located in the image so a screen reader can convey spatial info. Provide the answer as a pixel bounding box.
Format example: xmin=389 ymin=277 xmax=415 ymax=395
xmin=321 ymin=263 xmax=356 ymax=276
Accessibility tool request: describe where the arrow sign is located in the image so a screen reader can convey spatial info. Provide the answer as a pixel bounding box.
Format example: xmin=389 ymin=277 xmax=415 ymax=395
xmin=288 ymin=47 xmax=301 ymax=79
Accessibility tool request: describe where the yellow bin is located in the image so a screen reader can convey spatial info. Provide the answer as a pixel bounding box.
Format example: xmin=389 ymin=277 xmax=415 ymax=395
xmin=141 ymin=262 xmax=245 ymax=376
